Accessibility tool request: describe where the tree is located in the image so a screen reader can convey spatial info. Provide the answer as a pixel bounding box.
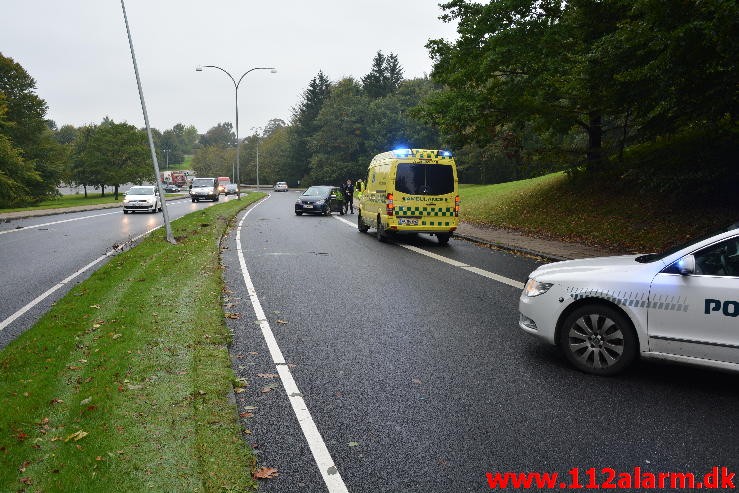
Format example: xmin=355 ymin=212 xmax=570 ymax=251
xmin=80 ymin=121 xmax=151 ymax=199
xmin=308 ymin=78 xmax=371 ymax=184
xmin=0 ymin=53 xmax=47 ymax=152
xmin=199 ymin=122 xmax=235 ymax=148
xmin=286 ymin=71 xmax=332 ymax=184
xmin=192 ymin=145 xmax=235 ymax=178
xmin=424 ymin=1 xmax=634 ymax=171
xmin=362 ymin=51 xmax=404 ymax=99
xmin=0 ymin=52 xmax=65 ymax=203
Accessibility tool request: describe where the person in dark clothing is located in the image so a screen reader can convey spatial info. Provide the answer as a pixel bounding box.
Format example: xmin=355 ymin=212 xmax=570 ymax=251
xmin=342 ymin=179 xmax=354 ymax=214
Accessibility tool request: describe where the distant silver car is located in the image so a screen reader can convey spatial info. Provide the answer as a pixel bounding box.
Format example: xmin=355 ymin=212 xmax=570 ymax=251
xmin=273 ymin=181 xmax=289 ymax=192
xmin=123 ymin=186 xmax=161 ymax=214
xmin=224 ymin=183 xmax=240 ymax=196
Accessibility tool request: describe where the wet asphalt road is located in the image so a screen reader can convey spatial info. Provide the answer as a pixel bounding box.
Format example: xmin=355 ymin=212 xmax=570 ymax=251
xmin=222 ymin=192 xmax=739 ymax=493
xmin=0 ymin=195 xmax=237 ymax=350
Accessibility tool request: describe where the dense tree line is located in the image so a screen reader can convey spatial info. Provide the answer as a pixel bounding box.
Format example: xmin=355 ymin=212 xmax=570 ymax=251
xmin=417 ymin=0 xmax=738 ymax=200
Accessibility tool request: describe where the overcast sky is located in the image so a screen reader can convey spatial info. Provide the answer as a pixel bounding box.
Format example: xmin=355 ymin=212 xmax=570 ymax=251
xmin=2 ymin=1 xmax=459 ymax=136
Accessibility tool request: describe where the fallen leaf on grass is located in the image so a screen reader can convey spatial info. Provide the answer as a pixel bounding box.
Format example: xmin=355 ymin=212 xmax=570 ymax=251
xmin=89 ymin=305 xmax=100 ymax=309
xmin=252 ymin=467 xmax=279 ymax=479
xmin=18 ymin=461 xmax=31 ymax=473
xmin=16 ymin=431 xmax=29 ymax=441
xmin=50 ymin=398 xmax=64 ymax=405
xmin=64 ymin=430 xmax=88 ymax=442
xmin=234 ymin=387 xmax=246 ymax=394
xmin=20 ymin=477 xmax=32 ymax=485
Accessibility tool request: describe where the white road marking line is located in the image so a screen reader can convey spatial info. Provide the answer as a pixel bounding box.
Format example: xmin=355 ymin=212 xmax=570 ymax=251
xmin=236 ymin=197 xmax=349 ymax=493
xmin=0 ymin=211 xmax=121 ymax=235
xmin=0 ymin=226 xmax=161 ymax=332
xmin=333 ymin=215 xmax=524 ymax=289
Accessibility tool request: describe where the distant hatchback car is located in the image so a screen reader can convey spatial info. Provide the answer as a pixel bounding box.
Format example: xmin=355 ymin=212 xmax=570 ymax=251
xmin=519 ymin=223 xmax=739 ymax=375
xmin=274 ymin=182 xmax=289 ymax=192
xmin=123 ymin=186 xmax=161 ymax=214
xmin=224 ymin=183 xmax=239 ymax=196
xmin=294 ymin=186 xmax=345 ymax=216
xmin=163 ymin=184 xmax=180 ymax=193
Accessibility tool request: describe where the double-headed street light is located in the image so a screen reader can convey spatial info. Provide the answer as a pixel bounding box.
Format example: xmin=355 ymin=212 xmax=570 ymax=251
xmin=195 ymin=65 xmax=276 ymax=188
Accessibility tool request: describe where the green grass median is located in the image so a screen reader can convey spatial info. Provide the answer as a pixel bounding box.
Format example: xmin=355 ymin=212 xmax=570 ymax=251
xmin=0 ymin=194 xmax=265 ymax=492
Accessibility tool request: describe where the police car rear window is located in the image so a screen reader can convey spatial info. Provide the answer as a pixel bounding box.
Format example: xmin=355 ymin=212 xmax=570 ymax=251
xmin=395 ymin=163 xmax=454 ymax=195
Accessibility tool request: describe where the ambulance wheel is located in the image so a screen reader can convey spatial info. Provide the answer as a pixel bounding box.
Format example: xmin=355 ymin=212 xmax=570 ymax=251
xmin=358 ymin=213 xmax=369 ymax=233
xmin=437 ymin=233 xmax=451 ymax=245
xmin=558 ymin=304 xmax=637 ymax=376
xmin=376 ymin=216 xmax=387 ymax=243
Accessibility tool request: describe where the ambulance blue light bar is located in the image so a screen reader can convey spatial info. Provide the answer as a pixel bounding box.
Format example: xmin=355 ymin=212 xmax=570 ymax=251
xmin=438 ymin=150 xmax=453 ymax=157
xmin=392 ymin=148 xmax=412 ymax=158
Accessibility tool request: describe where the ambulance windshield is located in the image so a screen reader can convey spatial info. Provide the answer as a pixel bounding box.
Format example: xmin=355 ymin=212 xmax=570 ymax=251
xmin=395 ymin=163 xmax=454 ymax=195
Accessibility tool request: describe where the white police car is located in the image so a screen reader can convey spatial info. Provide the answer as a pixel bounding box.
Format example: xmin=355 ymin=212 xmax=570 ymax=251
xmin=519 ymin=223 xmax=739 ymax=375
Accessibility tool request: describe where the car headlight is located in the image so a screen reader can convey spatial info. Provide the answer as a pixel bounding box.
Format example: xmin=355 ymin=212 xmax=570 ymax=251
xmin=524 ymin=278 xmax=553 ymax=297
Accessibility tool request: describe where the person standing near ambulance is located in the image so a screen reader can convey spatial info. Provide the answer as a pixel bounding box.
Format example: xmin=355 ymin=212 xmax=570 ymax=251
xmin=342 ymin=179 xmax=354 ymax=214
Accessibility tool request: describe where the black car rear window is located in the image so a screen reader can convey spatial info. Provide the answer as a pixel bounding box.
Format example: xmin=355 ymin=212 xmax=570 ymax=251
xmin=395 ymin=163 xmax=454 ymax=195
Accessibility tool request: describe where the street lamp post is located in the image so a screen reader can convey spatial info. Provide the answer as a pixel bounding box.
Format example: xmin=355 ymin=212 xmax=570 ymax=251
xmin=163 ymin=149 xmax=170 ymax=170
xmin=251 ymin=127 xmax=261 ymax=190
xmin=195 ymin=65 xmax=276 ymax=188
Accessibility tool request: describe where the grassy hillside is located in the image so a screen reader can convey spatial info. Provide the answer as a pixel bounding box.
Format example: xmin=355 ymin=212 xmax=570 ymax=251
xmin=459 ymin=173 xmax=736 ymax=253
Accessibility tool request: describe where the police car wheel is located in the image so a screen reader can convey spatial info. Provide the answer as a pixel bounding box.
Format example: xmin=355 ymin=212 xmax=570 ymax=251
xmin=295 ymin=211 xmax=303 ymax=216
xmin=558 ymin=304 xmax=637 ymax=376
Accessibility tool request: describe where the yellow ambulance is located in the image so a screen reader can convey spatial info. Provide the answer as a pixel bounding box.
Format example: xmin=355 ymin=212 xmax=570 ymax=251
xmin=357 ymin=149 xmax=459 ymax=245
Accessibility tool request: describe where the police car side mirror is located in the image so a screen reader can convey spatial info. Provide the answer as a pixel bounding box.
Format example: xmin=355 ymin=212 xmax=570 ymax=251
xmin=677 ymin=254 xmax=696 ymax=275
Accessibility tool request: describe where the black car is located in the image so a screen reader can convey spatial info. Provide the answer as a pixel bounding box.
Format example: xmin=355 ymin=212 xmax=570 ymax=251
xmin=295 ymin=186 xmax=345 ymax=216
xmin=162 ymin=184 xmax=180 ymax=193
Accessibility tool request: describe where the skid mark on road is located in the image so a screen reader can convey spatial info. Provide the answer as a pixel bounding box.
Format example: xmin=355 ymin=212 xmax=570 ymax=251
xmin=333 ymin=215 xmax=524 ymax=289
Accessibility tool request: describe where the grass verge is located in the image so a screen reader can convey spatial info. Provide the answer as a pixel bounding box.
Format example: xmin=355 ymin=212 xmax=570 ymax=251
xmin=0 ymin=194 xmax=265 ymax=492
xmin=460 ymin=173 xmax=737 ymax=252
xmin=2 ymin=194 xmax=123 ymax=212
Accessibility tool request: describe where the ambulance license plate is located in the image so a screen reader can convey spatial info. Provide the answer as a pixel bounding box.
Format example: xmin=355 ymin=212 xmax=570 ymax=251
xmin=399 ymin=218 xmax=418 ymax=225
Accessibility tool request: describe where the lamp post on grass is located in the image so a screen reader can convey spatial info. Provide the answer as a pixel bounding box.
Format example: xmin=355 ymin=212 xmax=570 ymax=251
xmin=195 ymin=65 xmax=276 ymax=189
